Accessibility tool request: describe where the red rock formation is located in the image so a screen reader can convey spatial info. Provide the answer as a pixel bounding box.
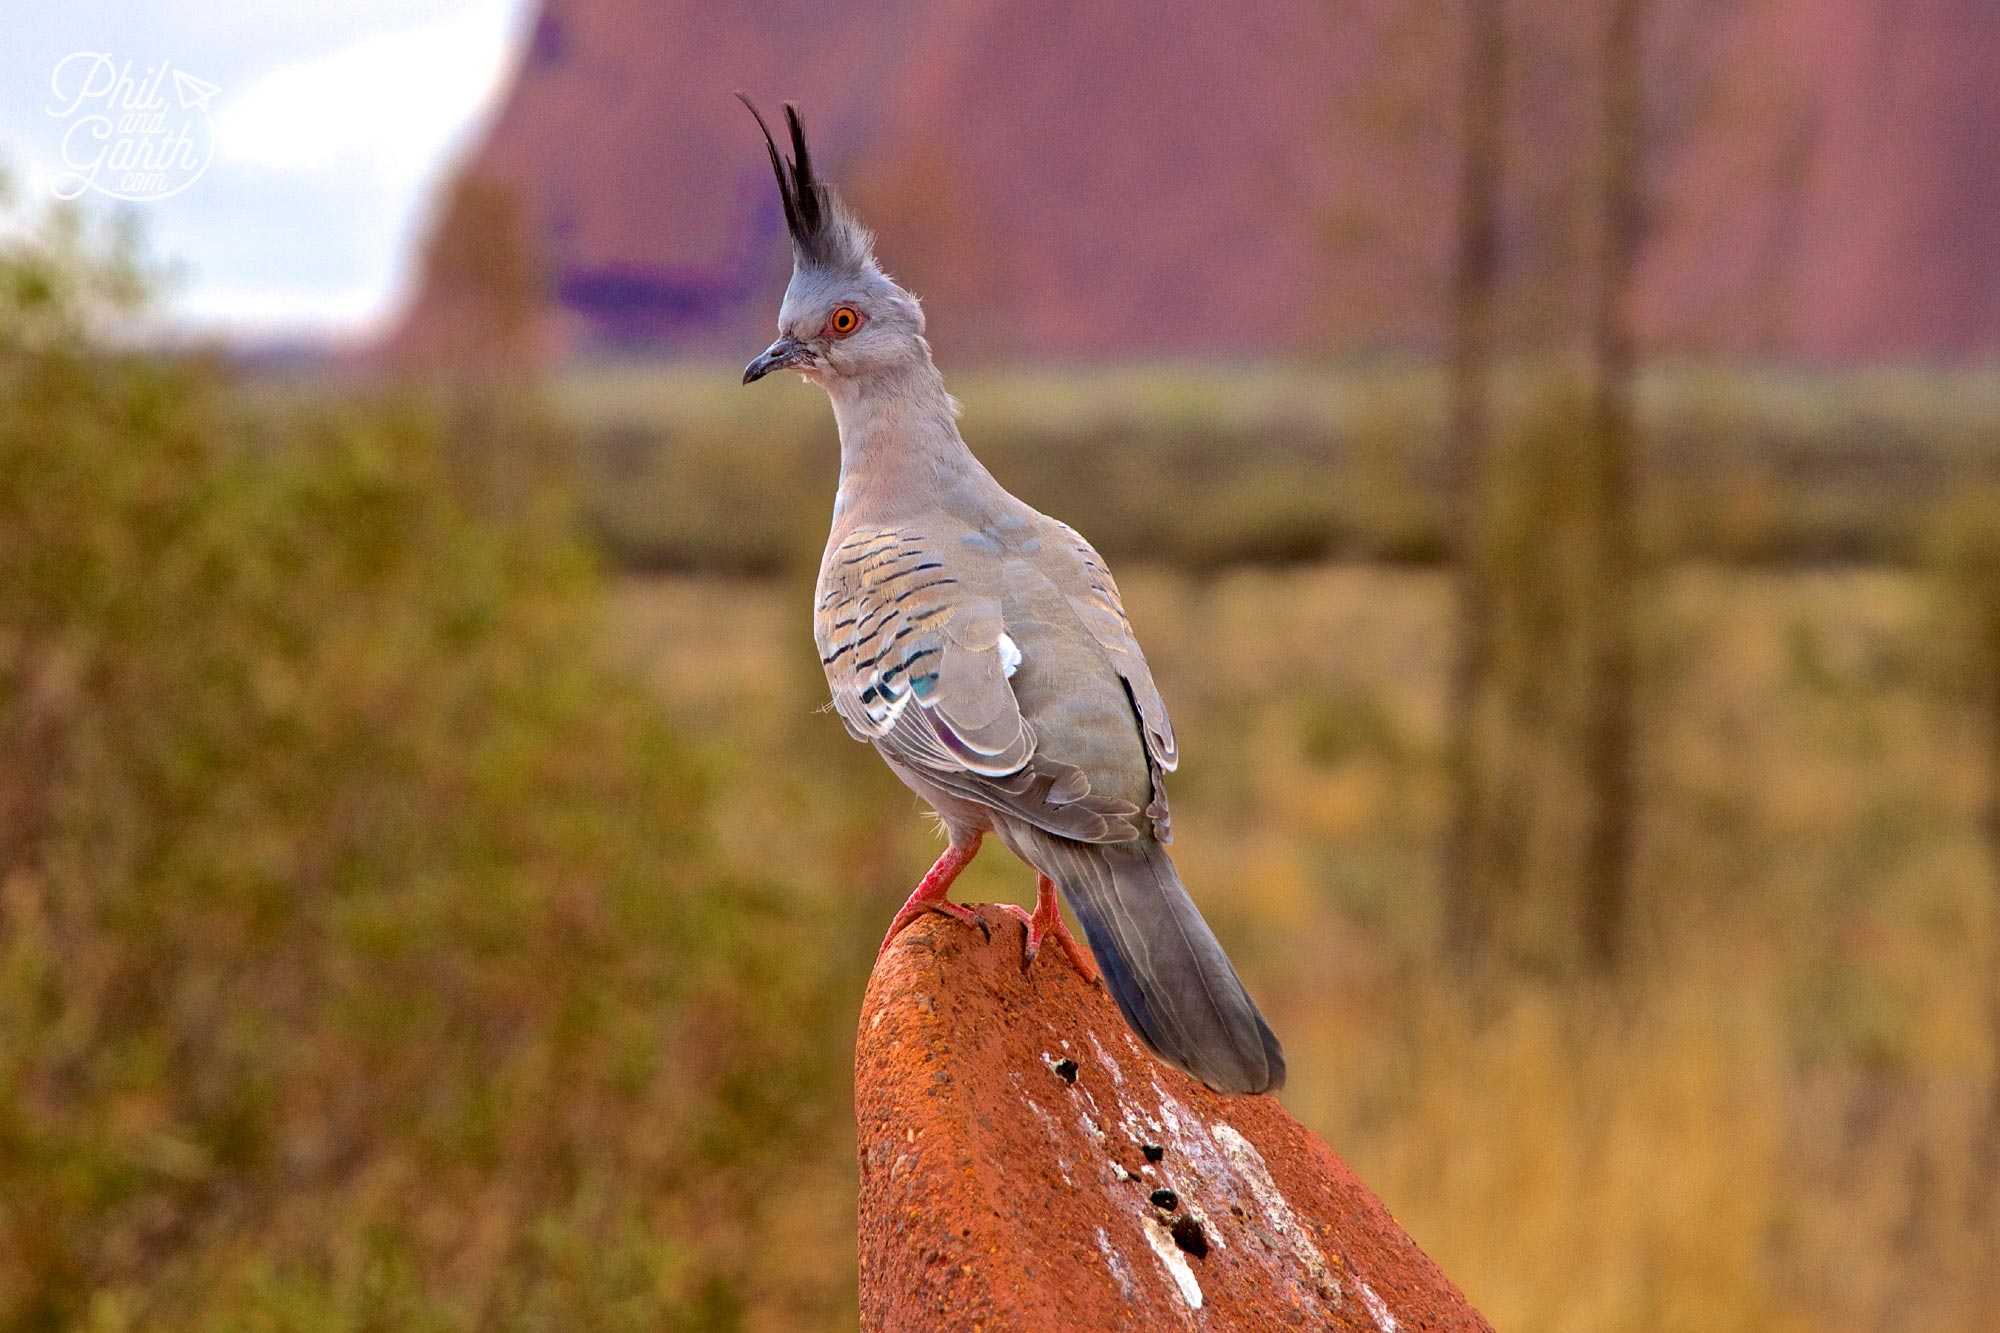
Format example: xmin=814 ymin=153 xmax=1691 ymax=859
xmin=1645 ymin=0 xmax=2000 ymax=359
xmin=389 ymin=0 xmax=1997 ymax=364
xmin=856 ymin=906 xmax=1490 ymax=1332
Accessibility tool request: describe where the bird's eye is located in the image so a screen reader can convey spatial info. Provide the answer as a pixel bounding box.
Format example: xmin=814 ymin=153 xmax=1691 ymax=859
xmin=826 ymin=305 xmax=863 ymax=338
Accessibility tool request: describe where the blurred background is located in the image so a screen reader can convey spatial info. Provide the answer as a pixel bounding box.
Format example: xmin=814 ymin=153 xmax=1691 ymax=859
xmin=2 ymin=1 xmax=1997 ymax=1328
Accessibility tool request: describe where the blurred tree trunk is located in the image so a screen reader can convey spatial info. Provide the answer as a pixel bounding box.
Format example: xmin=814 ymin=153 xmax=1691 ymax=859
xmin=407 ymin=176 xmax=567 ymax=520
xmin=1986 ymin=659 xmax=2000 ymax=1146
xmin=1931 ymin=497 xmax=2000 ymax=1241
xmin=1577 ymin=0 xmax=1647 ymax=973
xmin=1967 ymin=523 xmax=2000 ymax=1193
xmin=1444 ymin=0 xmax=1793 ymax=977
xmin=1443 ymin=0 xmax=1509 ymax=972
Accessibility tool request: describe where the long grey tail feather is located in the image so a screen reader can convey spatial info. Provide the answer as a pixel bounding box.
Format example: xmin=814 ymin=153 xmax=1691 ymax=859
xmin=1022 ymin=830 xmax=1285 ymax=1095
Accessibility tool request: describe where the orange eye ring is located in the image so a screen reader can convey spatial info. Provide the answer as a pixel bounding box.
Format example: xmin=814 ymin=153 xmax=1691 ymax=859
xmin=826 ymin=305 xmax=863 ymax=338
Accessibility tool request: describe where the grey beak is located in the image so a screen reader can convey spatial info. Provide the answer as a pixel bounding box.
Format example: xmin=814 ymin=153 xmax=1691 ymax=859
xmin=742 ymin=336 xmax=810 ymax=384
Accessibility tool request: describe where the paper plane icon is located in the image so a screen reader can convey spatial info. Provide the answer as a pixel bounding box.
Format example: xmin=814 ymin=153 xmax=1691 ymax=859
xmin=172 ymin=69 xmax=219 ymax=112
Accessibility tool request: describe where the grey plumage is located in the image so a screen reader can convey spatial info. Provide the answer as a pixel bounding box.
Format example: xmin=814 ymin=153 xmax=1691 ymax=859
xmin=1023 ymin=832 xmax=1284 ymax=1095
xmin=738 ymin=99 xmax=1285 ymax=1095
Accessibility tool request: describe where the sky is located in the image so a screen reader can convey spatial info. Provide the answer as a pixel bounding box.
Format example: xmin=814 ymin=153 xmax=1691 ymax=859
xmin=1 ymin=0 xmax=532 ymax=342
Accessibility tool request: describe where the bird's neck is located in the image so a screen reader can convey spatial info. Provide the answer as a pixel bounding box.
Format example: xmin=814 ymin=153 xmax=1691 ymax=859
xmin=824 ymin=349 xmax=999 ymax=521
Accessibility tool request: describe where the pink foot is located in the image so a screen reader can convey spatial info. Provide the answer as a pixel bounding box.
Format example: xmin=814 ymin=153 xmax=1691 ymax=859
xmin=1000 ymin=873 xmax=1099 ymax=984
xmin=879 ymin=834 xmax=989 ymax=957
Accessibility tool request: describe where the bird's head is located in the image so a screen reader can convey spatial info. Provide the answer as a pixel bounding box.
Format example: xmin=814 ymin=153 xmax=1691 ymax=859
xmin=737 ymin=97 xmax=928 ymax=390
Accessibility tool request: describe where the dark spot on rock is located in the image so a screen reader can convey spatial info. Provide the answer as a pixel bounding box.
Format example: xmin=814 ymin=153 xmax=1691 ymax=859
xmin=1229 ymin=1203 xmax=1246 ymax=1218
xmin=1052 ymin=1057 xmax=1078 ymax=1084
xmin=1149 ymin=1188 xmax=1178 ymax=1211
xmin=1142 ymin=1142 xmax=1165 ymax=1162
xmin=1170 ymin=1214 xmax=1210 ymax=1259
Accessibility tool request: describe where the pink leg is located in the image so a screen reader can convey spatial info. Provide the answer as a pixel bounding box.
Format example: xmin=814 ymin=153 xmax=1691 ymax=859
xmin=879 ymin=833 xmax=989 ymax=957
xmin=999 ymin=873 xmax=1099 ymax=983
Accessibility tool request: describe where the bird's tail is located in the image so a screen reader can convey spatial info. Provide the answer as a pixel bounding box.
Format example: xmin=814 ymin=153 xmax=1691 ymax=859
xmin=1022 ymin=831 xmax=1285 ymax=1095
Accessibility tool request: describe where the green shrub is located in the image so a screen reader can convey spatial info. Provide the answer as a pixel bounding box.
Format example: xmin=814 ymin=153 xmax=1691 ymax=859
xmin=0 ymin=205 xmax=849 ymax=1330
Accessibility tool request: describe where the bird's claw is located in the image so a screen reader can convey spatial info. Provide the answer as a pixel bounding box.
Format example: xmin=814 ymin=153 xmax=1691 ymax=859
xmin=998 ymin=904 xmax=1035 ymax=969
xmin=999 ymin=901 xmax=1098 ymax=985
xmin=880 ymin=898 xmax=988 ymax=957
xmin=946 ymin=903 xmax=993 ymax=943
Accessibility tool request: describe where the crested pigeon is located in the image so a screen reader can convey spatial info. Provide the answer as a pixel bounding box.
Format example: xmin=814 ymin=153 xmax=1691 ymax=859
xmin=737 ymin=99 xmax=1285 ymax=1095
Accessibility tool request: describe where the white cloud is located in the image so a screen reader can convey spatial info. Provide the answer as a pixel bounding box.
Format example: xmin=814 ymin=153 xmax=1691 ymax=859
xmin=0 ymin=3 xmax=528 ymax=339
xmin=174 ymin=279 xmax=388 ymax=339
xmin=213 ymin=10 xmax=518 ymax=191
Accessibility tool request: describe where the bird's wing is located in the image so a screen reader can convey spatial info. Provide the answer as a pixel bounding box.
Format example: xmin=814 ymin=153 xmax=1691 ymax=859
xmin=1044 ymin=521 xmax=1177 ymax=771
xmin=1037 ymin=520 xmax=1178 ymax=838
xmin=815 ymin=525 xmax=1144 ymax=843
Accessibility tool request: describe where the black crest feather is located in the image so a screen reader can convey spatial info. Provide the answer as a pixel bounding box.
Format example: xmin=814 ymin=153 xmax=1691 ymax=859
xmin=736 ymin=94 xmax=871 ymax=271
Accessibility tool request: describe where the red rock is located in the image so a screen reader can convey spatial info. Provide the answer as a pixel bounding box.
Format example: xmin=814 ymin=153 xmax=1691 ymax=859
xmin=391 ymin=0 xmax=1999 ymax=365
xmin=855 ymin=906 xmax=1491 ymax=1332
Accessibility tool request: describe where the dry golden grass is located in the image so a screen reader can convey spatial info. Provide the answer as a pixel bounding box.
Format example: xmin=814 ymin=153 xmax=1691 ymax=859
xmin=22 ymin=185 xmax=1998 ymax=1330
xmin=614 ymin=563 xmax=2000 ymax=1332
